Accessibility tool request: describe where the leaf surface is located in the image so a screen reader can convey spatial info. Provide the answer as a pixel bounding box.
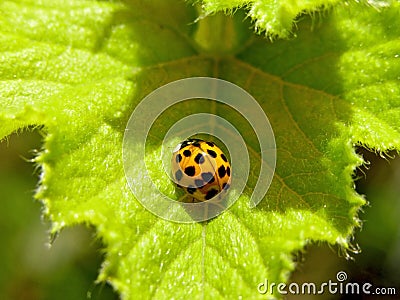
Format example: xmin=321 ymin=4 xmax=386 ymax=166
xmin=1 ymin=0 xmax=399 ymax=299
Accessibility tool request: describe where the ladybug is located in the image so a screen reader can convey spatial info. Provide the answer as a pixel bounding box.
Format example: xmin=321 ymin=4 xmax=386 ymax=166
xmin=171 ymin=138 xmax=231 ymax=202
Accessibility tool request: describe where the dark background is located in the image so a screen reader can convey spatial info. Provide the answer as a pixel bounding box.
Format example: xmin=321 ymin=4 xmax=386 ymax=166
xmin=0 ymin=130 xmax=117 ymax=300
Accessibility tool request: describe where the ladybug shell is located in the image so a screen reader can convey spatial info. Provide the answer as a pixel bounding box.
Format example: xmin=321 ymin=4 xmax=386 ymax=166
xmin=171 ymin=139 xmax=231 ymax=202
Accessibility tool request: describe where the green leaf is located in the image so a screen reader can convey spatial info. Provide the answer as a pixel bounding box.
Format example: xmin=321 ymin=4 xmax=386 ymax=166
xmin=199 ymin=0 xmax=342 ymax=38
xmin=1 ymin=0 xmax=400 ymax=299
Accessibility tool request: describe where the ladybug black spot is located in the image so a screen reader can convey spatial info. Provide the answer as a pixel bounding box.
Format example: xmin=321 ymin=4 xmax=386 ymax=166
xmin=226 ymin=166 xmax=231 ymax=177
xmin=176 ymin=153 xmax=182 ymax=163
xmin=207 ymin=149 xmax=217 ymax=158
xmin=187 ymin=186 xmax=196 ymax=194
xmin=218 ymin=165 xmax=226 ymax=178
xmin=192 ymin=142 xmax=201 ymax=147
xmin=194 ymin=153 xmax=205 ymax=164
xmin=183 ymin=149 xmax=191 ymax=157
xmin=180 ymin=141 xmax=189 ymax=149
xmin=220 ymin=153 xmax=228 ymax=162
xmin=222 ymin=183 xmax=230 ymax=190
xmin=194 ymin=179 xmax=205 ymax=187
xmin=201 ymin=172 xmax=214 ymax=183
xmin=184 ymin=166 xmax=196 ymax=177
xmin=175 ymin=169 xmax=183 ymax=181
xmin=205 ymin=189 xmax=219 ymax=200
xmin=206 ymin=142 xmax=214 ymax=147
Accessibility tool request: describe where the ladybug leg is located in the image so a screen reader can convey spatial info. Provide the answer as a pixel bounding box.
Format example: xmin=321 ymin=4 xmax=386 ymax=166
xmin=191 ymin=197 xmax=204 ymax=203
xmin=176 ymin=194 xmax=188 ymax=202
